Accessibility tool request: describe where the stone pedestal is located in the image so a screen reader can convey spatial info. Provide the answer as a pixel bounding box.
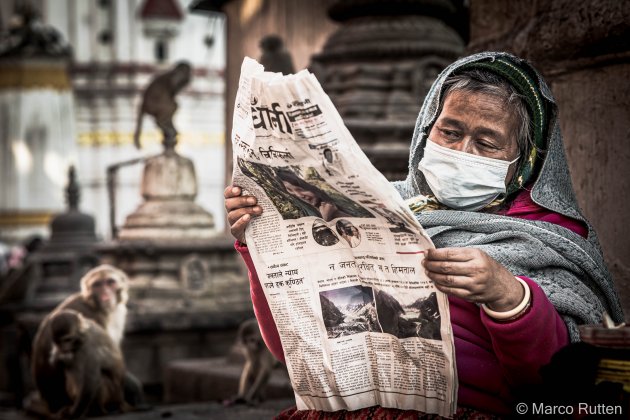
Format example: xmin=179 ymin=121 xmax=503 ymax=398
xmin=118 ymin=150 xmax=215 ymax=240
xmin=98 ymin=238 xmax=249 ymax=312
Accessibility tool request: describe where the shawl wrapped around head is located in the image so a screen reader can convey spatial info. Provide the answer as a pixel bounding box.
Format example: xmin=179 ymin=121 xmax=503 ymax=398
xmin=392 ymin=52 xmax=624 ymax=341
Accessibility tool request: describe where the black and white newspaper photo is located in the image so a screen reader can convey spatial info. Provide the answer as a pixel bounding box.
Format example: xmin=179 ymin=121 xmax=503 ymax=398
xmin=231 ymin=58 xmax=457 ymax=417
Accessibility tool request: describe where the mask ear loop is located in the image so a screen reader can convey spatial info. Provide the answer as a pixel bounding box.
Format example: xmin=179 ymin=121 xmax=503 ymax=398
xmin=505 ymin=154 xmax=522 ymax=189
xmin=484 ymin=154 xmax=522 ymax=209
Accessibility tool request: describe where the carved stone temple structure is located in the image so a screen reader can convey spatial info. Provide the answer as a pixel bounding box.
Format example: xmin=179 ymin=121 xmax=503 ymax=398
xmin=97 ymin=64 xmax=251 ymax=386
xmin=309 ymin=0 xmax=466 ymax=180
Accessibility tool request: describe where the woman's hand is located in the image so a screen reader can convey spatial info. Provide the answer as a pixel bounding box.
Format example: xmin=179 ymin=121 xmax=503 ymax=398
xmin=423 ymin=247 xmax=524 ymax=312
xmin=224 ymin=185 xmax=262 ymax=244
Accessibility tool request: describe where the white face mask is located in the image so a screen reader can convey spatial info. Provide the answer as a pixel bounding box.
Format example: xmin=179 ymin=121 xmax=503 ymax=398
xmin=418 ymin=139 xmax=519 ymax=211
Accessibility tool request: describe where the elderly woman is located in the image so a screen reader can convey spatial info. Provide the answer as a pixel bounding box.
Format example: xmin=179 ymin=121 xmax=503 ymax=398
xmin=224 ymin=52 xmax=623 ymax=417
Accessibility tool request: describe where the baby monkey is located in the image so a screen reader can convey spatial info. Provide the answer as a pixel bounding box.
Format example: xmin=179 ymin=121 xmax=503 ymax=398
xmin=48 ymin=310 xmax=128 ymax=418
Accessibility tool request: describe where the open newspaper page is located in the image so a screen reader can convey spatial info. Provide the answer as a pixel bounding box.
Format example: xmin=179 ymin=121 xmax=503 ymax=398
xmin=231 ymin=58 xmax=457 ymax=417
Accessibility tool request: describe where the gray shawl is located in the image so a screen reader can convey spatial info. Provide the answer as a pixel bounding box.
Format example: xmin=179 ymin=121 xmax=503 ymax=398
xmin=392 ymin=51 xmax=623 ymax=341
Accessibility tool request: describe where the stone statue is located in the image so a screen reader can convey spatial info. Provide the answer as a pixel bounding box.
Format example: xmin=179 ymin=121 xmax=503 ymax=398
xmin=133 ymin=61 xmax=192 ymax=150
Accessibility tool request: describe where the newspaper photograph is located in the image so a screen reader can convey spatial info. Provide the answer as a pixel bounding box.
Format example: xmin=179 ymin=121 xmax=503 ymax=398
xmin=231 ymin=57 xmax=458 ymax=417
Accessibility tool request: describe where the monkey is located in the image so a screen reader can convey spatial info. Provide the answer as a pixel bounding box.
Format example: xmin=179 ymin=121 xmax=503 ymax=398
xmin=259 ymin=35 xmax=295 ymax=75
xmin=31 ymin=265 xmax=144 ymax=414
xmin=225 ymin=318 xmax=279 ymax=406
xmin=46 ymin=310 xmax=128 ymax=418
xmin=54 ymin=264 xmax=129 ymax=346
xmin=133 ymin=61 xmax=192 ymax=149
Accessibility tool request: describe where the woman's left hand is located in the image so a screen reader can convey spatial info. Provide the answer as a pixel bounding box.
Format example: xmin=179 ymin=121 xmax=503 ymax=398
xmin=423 ymin=247 xmax=524 ymax=312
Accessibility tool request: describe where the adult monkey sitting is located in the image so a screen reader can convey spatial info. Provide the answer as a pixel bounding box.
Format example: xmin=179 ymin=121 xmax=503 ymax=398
xmin=32 ymin=265 xmax=144 ymax=415
xmin=224 ymin=52 xmax=623 ymax=417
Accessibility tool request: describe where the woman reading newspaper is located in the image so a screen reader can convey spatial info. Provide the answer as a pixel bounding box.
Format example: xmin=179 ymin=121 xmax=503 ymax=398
xmin=224 ymin=52 xmax=623 ymax=418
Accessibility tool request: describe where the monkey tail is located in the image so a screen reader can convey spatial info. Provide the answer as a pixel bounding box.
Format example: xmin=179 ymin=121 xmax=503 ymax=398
xmin=133 ymin=104 xmax=144 ymax=150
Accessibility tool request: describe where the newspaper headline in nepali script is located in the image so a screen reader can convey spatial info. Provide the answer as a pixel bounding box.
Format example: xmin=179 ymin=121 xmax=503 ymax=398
xmin=231 ymin=57 xmax=458 ymax=417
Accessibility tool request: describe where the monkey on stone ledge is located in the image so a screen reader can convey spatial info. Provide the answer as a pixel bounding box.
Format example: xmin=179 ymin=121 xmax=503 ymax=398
xmin=31 ymin=265 xmax=144 ymax=416
xmin=225 ymin=318 xmax=279 ymax=406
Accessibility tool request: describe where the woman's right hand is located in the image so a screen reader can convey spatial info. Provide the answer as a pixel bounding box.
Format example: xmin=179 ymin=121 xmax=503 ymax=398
xmin=224 ymin=185 xmax=262 ymax=244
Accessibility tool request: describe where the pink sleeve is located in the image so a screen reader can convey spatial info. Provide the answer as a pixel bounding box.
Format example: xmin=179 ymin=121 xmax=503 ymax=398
xmin=235 ymin=241 xmax=286 ymax=364
xmin=480 ymin=276 xmax=569 ymax=386
xmin=505 ymin=189 xmax=588 ymax=238
xmin=533 ymin=212 xmax=588 ymax=238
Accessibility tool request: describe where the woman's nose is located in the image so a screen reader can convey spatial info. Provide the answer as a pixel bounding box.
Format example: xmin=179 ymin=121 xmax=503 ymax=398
xmin=447 ymin=137 xmax=474 ymax=154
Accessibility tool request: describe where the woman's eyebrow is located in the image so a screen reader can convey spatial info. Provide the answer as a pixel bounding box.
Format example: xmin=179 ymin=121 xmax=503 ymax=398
xmin=437 ymin=117 xmax=465 ymax=130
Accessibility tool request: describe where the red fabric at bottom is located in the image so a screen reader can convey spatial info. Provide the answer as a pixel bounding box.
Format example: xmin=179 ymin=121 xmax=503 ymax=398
xmin=275 ymin=405 xmax=500 ymax=420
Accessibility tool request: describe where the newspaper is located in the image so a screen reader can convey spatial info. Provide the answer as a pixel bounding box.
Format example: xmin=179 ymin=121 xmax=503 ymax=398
xmin=231 ymin=58 xmax=457 ymax=417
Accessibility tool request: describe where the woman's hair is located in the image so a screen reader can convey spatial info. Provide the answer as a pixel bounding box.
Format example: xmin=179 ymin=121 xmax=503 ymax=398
xmin=438 ymin=68 xmax=538 ymax=189
xmin=276 ymin=168 xmax=333 ymax=202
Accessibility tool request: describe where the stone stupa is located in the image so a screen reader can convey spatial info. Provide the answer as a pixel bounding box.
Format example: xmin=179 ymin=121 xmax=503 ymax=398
xmin=117 ymin=133 xmax=215 ymax=240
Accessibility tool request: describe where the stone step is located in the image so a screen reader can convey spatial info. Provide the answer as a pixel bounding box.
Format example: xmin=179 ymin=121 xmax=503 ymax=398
xmin=1 ymin=400 xmax=297 ymax=420
xmin=164 ymin=357 xmax=294 ymax=404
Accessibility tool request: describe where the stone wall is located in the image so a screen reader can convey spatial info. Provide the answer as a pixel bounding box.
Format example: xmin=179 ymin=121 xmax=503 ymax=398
xmin=468 ymin=0 xmax=630 ymax=318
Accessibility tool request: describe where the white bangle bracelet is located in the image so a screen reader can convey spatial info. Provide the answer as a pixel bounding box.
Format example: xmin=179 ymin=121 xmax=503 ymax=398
xmin=481 ymin=277 xmax=531 ymax=320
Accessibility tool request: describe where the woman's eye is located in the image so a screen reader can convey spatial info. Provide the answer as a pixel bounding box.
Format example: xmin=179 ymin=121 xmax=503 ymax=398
xmin=478 ymin=141 xmax=498 ymax=150
xmin=440 ymin=129 xmax=459 ymax=139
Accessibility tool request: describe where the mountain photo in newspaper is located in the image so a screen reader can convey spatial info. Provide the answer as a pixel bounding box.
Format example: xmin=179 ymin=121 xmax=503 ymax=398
xmin=319 ymin=286 xmax=440 ymax=341
xmin=231 ymin=58 xmax=457 ymax=417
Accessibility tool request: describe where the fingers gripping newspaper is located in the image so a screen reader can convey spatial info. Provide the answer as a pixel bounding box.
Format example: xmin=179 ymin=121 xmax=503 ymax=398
xmin=232 ymin=58 xmax=457 ymax=417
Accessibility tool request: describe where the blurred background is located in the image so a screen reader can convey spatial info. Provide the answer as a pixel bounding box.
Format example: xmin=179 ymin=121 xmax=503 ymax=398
xmin=0 ymin=0 xmax=628 ymax=416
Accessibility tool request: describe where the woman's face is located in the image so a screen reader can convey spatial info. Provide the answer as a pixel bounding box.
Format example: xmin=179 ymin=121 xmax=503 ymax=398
xmin=283 ymin=181 xmax=321 ymax=207
xmin=428 ymin=90 xmax=520 ymax=184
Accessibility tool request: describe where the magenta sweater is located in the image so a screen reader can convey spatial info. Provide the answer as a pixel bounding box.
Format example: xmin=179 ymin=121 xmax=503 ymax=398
xmin=235 ymin=189 xmax=584 ymax=415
